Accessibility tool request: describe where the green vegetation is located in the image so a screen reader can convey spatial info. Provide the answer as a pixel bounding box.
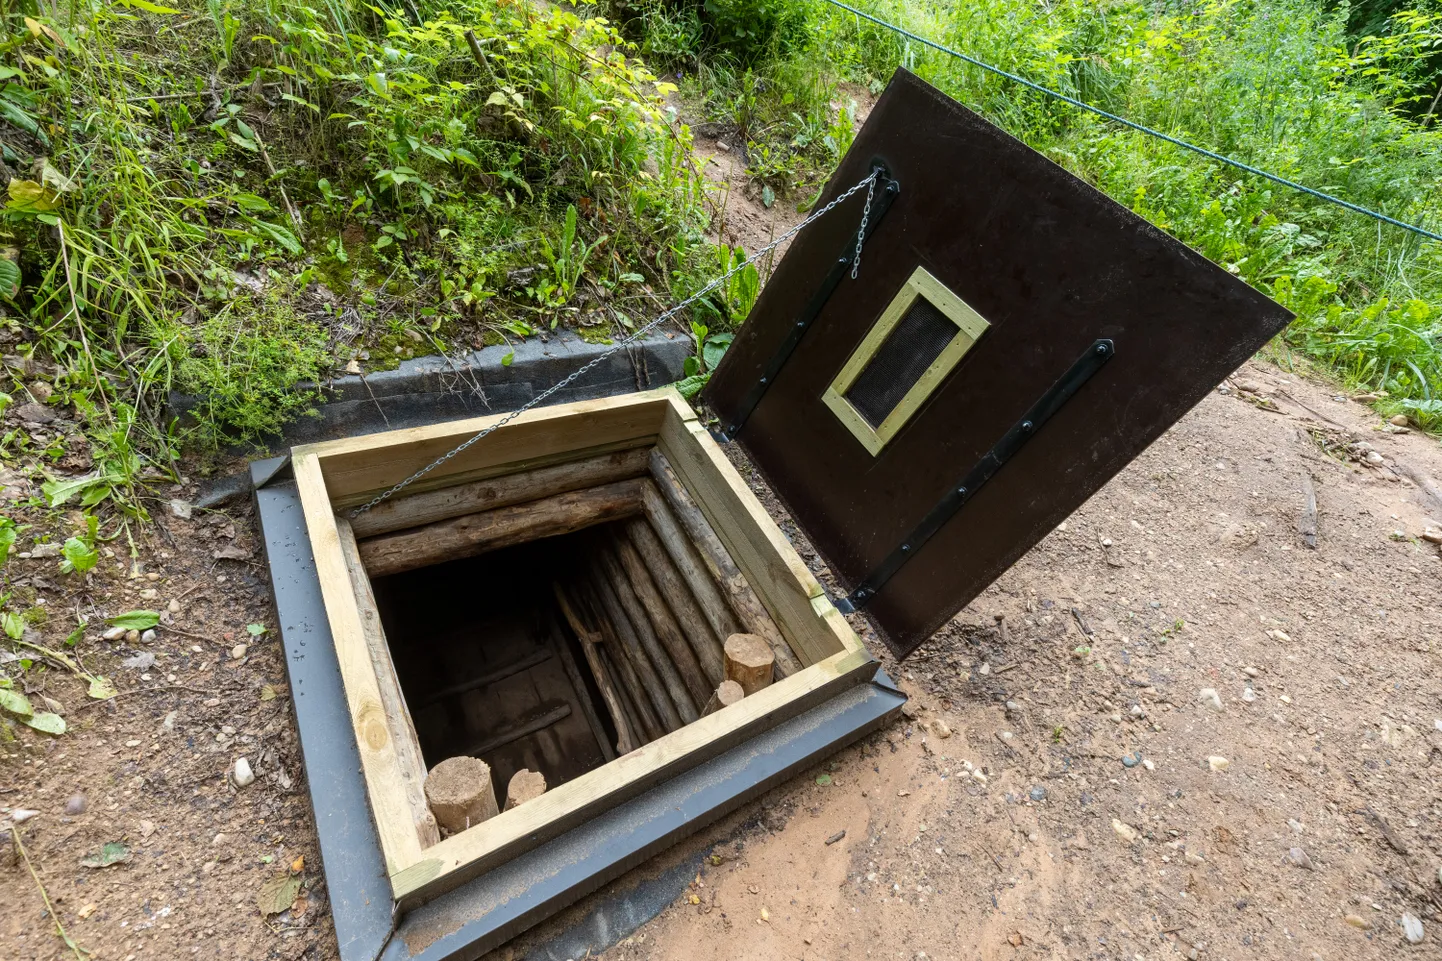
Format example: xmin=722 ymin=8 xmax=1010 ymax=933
xmin=618 ymin=0 xmax=1442 ymax=424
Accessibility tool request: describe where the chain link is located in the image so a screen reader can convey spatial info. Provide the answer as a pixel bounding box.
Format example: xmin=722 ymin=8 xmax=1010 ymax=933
xmin=851 ymin=173 xmax=876 ymax=280
xmin=350 ymin=167 xmax=883 ymax=517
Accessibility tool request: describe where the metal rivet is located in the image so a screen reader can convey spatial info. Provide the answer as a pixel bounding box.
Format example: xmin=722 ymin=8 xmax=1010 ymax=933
xmin=1096 ymin=343 xmax=1108 ymax=355
xmin=838 ymin=257 xmax=849 ymax=266
xmin=1022 ymin=420 xmax=1034 ymax=432
xmin=886 ymin=181 xmax=899 ymax=194
xmin=957 ymin=487 xmax=967 ymax=496
xmin=759 ymin=376 xmax=768 ymax=384
xmin=901 ymin=544 xmax=910 ymax=552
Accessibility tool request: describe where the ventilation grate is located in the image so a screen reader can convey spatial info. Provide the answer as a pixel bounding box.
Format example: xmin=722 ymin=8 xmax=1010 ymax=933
xmin=844 ymin=296 xmax=957 ymax=428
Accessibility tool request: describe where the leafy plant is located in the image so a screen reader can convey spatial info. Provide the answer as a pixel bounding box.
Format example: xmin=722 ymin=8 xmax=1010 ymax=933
xmin=537 ymin=205 xmax=608 ymax=310
xmin=60 ymin=515 xmax=100 ymax=575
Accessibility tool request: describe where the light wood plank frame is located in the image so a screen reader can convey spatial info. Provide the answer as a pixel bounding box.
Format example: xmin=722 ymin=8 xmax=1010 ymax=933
xmin=290 ymin=388 xmax=876 ymax=909
xmin=821 ymin=265 xmax=991 ymax=456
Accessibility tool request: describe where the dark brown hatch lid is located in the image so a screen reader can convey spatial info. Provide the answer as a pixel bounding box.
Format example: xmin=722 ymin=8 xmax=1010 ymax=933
xmin=703 ymin=68 xmax=1293 ymax=659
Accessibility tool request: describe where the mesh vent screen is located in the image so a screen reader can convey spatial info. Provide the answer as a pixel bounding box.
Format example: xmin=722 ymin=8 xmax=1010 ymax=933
xmin=844 ymin=296 xmax=957 ymax=428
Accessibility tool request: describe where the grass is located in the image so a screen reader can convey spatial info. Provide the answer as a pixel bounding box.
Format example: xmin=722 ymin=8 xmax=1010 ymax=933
xmin=618 ymin=0 xmax=1442 ymax=425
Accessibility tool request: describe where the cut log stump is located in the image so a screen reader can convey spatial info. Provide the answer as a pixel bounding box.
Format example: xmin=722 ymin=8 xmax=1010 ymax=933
xmin=702 ymin=679 xmax=744 ymax=716
xmin=724 ymin=633 xmax=774 ymax=695
xmin=504 ymin=769 xmax=548 ymax=811
xmin=425 ymin=756 xmax=499 ymax=834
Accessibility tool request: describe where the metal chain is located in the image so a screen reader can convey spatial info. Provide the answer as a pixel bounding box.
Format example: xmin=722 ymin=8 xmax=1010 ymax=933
xmin=350 ymin=167 xmax=883 ymax=517
xmin=851 ymin=173 xmax=876 ymax=279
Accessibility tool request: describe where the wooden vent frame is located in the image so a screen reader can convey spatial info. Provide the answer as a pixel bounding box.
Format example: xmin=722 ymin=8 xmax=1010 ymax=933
xmin=821 ymin=265 xmax=990 ymax=455
xmin=291 ymin=388 xmax=876 ymax=908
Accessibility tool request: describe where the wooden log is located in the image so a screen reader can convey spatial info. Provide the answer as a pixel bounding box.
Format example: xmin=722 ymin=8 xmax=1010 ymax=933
xmin=702 ymin=679 xmax=744 ymax=716
xmin=575 ymin=577 xmax=668 ymax=740
xmin=610 ymin=535 xmax=712 ymax=712
xmin=600 ymin=645 xmax=649 ymax=750
xmin=648 ymin=450 xmax=801 ymax=677
xmin=723 ymin=633 xmax=775 ymax=695
xmin=425 ymin=756 xmax=499 ymax=835
xmin=359 ymin=478 xmax=645 ymax=577
xmin=504 ymin=769 xmax=547 ymax=811
xmin=552 ymin=582 xmax=635 ymax=755
xmin=545 ymin=615 xmax=617 ymax=763
xmin=585 ymin=567 xmax=684 ymax=734
xmin=638 ymin=481 xmax=740 ymax=669
xmin=336 ymin=518 xmax=441 ymax=849
xmin=350 ymin=447 xmax=651 ymax=538
xmin=623 ymin=516 xmax=726 ymax=685
xmin=596 ymin=543 xmax=700 ymax=723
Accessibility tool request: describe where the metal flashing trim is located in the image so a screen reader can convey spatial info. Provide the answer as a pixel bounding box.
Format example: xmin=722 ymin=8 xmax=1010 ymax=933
xmin=822 ymin=266 xmax=990 ymax=455
xmin=838 ymin=338 xmax=1114 ymax=612
xmin=722 ymin=160 xmax=901 ymax=441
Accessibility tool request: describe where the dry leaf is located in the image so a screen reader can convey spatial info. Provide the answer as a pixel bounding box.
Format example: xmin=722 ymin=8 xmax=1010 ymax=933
xmin=1008 ymin=931 xmax=1026 ymax=947
xmin=290 ymin=855 xmax=304 ymax=874
xmin=257 ymin=874 xmax=303 ymax=916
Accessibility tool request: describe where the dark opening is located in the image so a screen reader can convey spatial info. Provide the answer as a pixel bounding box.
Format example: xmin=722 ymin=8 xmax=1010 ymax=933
xmin=372 ymin=533 xmax=614 ymax=810
xmin=844 ymin=295 xmax=957 ymax=429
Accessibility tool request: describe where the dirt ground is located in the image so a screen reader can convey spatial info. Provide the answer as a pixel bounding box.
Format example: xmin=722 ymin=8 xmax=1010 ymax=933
xmin=6 ymin=122 xmax=1442 ymax=961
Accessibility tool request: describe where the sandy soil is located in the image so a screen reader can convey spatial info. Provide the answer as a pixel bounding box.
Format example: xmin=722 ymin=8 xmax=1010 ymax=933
xmin=6 ymin=111 xmax=1442 ymax=961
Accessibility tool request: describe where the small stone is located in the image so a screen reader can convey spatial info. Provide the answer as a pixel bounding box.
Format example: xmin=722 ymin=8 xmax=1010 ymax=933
xmin=138 ymin=588 xmax=157 ymax=600
xmin=900 ymin=701 xmax=919 ymax=720
xmin=1121 ymin=752 xmax=1141 ymax=768
xmin=345 ymin=359 xmax=362 ymax=375
xmin=997 ymin=730 xmax=1013 ymax=742
xmin=1242 ymin=666 xmax=1260 ymax=677
xmin=1198 ymin=687 xmax=1223 ymax=711
xmin=232 ymin=757 xmax=255 ymax=787
xmin=1346 ymin=914 xmax=1373 ymax=930
xmin=1184 ymin=851 xmax=1205 ymax=865
xmin=978 ymin=662 xmax=992 ymax=676
xmin=167 ymin=599 xmax=181 ymax=613
xmin=1402 ymin=912 xmax=1424 ymax=944
xmin=1028 ymin=786 xmax=1047 ymax=802
xmin=933 ymin=719 xmax=952 ymax=738
xmin=125 ymin=739 xmax=141 ymax=748
xmin=231 ymin=643 xmax=247 ymax=660
xmin=1286 ymin=846 xmax=1314 ymax=870
xmin=102 ymin=626 xmax=126 ymax=641
xmin=1141 ymin=758 xmax=1155 ymax=771
xmin=970 ymin=770 xmax=987 ymax=784
xmin=1391 ymin=413 xmax=1410 ymax=426
xmin=124 ymin=629 xmax=139 ymax=643
xmin=1242 ymin=687 xmax=1257 ymax=702
xmin=1366 ymin=451 xmax=1385 ymax=465
xmin=1112 ymin=818 xmax=1140 ymax=842
xmin=30 ymin=542 xmax=61 ymax=559
xmin=1266 ymin=629 xmax=1292 ymax=643
xmin=1208 ymin=755 xmax=1230 ymax=772
xmin=212 ymin=832 xmax=227 ymax=846
xmin=138 ymin=819 xmax=155 ymax=839
xmin=1288 ymin=819 xmax=1304 ymax=834
xmin=716 ymin=140 xmax=731 ymax=151
xmin=140 ymin=629 xmax=156 ymax=644
xmin=12 ymin=808 xmax=39 ymax=823
xmin=168 ymin=498 xmax=193 ymax=520
xmin=161 ymin=711 xmax=177 ymax=733
xmin=64 ymin=794 xmax=87 ymax=816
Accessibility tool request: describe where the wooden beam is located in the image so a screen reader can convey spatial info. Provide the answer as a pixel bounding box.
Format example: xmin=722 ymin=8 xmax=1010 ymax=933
xmin=359 ymin=479 xmax=646 ymax=577
xmin=702 ymin=680 xmax=744 ymax=716
xmin=610 ymin=535 xmax=712 ymax=714
xmin=546 ymin=615 xmax=617 ymax=763
xmin=575 ymin=576 xmax=667 ymax=741
xmin=623 ymin=516 xmax=726 ymax=685
xmin=293 ymin=453 xmax=425 ymax=875
xmin=415 ymin=648 xmax=552 ymax=710
xmin=652 ymin=404 xmax=836 ymax=668
xmin=336 ymin=517 xmax=440 ymax=850
xmin=301 ymin=391 xmax=672 ymax=502
xmin=724 ymin=633 xmax=775 ymax=695
xmin=648 ymin=449 xmax=800 ymax=677
xmin=461 ymin=702 xmax=573 ymax=757
xmin=350 ymin=447 xmax=651 ymax=538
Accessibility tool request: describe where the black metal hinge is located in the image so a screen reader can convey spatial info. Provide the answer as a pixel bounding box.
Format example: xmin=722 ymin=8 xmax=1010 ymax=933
xmin=836 ymin=338 xmax=1115 ymax=613
xmin=721 ymin=160 xmax=901 ymax=441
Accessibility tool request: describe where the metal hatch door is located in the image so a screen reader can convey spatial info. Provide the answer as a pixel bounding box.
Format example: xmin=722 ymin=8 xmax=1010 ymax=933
xmin=703 ymin=68 xmax=1293 ymax=659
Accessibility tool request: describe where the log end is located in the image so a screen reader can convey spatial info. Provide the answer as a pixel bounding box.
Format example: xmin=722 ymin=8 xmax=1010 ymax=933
xmin=724 ymin=633 xmax=775 ymax=695
xmin=703 ymin=679 xmax=745 ymax=716
xmin=425 ymin=756 xmax=499 ymax=834
xmin=504 ymin=768 xmax=548 ymax=811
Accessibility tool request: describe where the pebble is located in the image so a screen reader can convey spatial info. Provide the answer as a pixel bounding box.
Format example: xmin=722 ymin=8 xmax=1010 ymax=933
xmin=1286 ymin=846 xmax=1314 ymax=870
xmin=1198 ymin=687 xmax=1224 ymax=711
xmin=102 ymin=627 xmax=125 ymax=641
xmin=1288 ymin=819 xmax=1304 ymax=834
xmin=1243 ymin=666 xmax=1260 ymax=677
xmin=169 ymin=499 xmax=193 ymax=520
xmin=1402 ymin=912 xmax=1424 ymax=944
xmin=1366 ymin=451 xmax=1385 ymax=465
xmin=140 ymin=629 xmax=156 ymax=644
xmin=30 ymin=542 xmax=61 ymax=559
xmin=1391 ymin=414 xmax=1410 ymax=427
xmin=970 ymin=770 xmax=987 ymax=784
xmin=1028 ymin=786 xmax=1047 ymax=802
xmin=232 ymin=757 xmax=255 ymax=788
xmin=933 ymin=719 xmax=952 ymax=739
xmin=231 ymin=643 xmax=248 ymax=660
xmin=1121 ymin=752 xmax=1142 ymax=768
xmin=12 ymin=808 xmax=38 ymax=823
xmin=1424 ymin=528 xmax=1442 ymax=545
xmin=168 ymin=599 xmax=181 ymax=613
xmin=162 ymin=711 xmax=177 ymax=733
xmin=64 ymin=794 xmax=87 ymax=816
xmin=1345 ymin=914 xmax=1373 ymax=930
xmin=1208 ymin=755 xmax=1230 ymax=772
xmin=1242 ymin=687 xmax=1257 ymax=703
xmin=124 ymin=629 xmax=139 ymax=643
xmin=1112 ymin=818 xmax=1140 ymax=842
xmin=1141 ymin=758 xmax=1156 ymax=771
xmin=1184 ymin=851 xmax=1205 ymax=865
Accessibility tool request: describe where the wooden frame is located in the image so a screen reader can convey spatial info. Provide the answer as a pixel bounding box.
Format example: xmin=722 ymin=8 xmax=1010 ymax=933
xmin=821 ymin=265 xmax=990 ymax=455
xmin=291 ymin=388 xmax=876 ymax=908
